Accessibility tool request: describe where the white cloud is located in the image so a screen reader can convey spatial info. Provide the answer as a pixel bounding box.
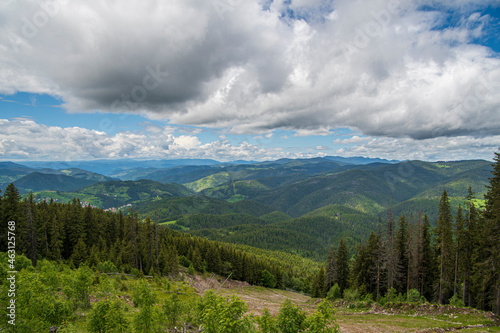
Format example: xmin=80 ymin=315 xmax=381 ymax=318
xmin=0 ymin=118 xmax=297 ymax=161
xmin=335 ymin=135 xmax=500 ymax=161
xmin=0 ymin=0 xmax=499 ymax=142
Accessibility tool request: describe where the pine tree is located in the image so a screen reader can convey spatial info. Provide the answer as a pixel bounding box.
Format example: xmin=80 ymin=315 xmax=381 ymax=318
xmin=192 ymin=248 xmax=204 ymax=273
xmin=436 ymin=189 xmax=454 ymax=304
xmin=454 ymin=205 xmax=465 ymax=296
xmin=367 ymin=231 xmax=381 ymax=297
xmin=311 ymin=266 xmax=326 ymax=298
xmin=351 ymin=241 xmax=370 ymax=295
xmin=395 ymin=215 xmax=409 ymax=294
xmin=23 ymin=193 xmax=38 ymax=265
xmin=325 ymin=245 xmax=337 ymax=291
xmin=71 ymin=237 xmax=88 ymax=267
xmin=463 ymin=187 xmax=478 ymax=306
xmin=336 ymin=239 xmax=350 ymax=296
xmin=2 ymin=183 xmax=22 ymax=252
xmin=420 ymin=214 xmax=435 ymax=302
xmin=483 ymin=150 xmax=500 ymax=314
xmin=385 ymin=206 xmax=397 ymax=292
xmin=48 ymin=213 xmax=64 ymax=261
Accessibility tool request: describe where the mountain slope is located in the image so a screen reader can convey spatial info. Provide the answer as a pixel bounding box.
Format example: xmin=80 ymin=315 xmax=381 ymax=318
xmin=135 ymin=196 xmax=276 ymax=223
xmin=13 ymin=172 xmax=97 ymax=192
xmin=78 ymin=179 xmax=193 ymax=204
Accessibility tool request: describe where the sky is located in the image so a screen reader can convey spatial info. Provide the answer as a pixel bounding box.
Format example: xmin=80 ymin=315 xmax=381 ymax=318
xmin=1 ymin=0 xmax=500 ymax=162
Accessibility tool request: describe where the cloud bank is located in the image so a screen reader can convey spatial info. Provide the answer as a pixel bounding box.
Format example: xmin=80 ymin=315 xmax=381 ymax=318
xmin=1 ymin=118 xmax=498 ymax=162
xmin=0 ymin=119 xmax=287 ymax=161
xmin=1 ymin=0 xmax=499 ymax=141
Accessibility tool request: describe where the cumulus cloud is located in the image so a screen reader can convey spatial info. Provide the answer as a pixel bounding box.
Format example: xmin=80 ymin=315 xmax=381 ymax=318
xmin=0 ymin=0 xmax=499 ymax=141
xmin=0 ymin=118 xmax=293 ymax=161
xmin=335 ymin=135 xmax=500 ymax=161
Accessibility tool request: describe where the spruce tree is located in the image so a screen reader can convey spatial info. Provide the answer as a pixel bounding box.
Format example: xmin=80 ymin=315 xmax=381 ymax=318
xmin=71 ymin=237 xmax=89 ymax=267
xmin=385 ymin=206 xmax=397 ymax=292
xmin=395 ymin=215 xmax=409 ymax=294
xmin=325 ymin=245 xmax=337 ymax=291
xmin=336 ymin=239 xmax=350 ymax=296
xmin=2 ymin=183 xmax=22 ymax=252
xmin=420 ymin=214 xmax=435 ymax=302
xmin=311 ymin=266 xmax=326 ymax=298
xmin=463 ymin=187 xmax=477 ymax=306
xmin=454 ymin=205 xmax=465 ymax=296
xmin=23 ymin=193 xmax=38 ymax=265
xmin=483 ymin=150 xmax=500 ymax=314
xmin=436 ymin=189 xmax=454 ymax=304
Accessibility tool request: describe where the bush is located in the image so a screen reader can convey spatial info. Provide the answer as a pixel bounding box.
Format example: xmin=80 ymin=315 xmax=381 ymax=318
xmin=386 ymin=287 xmax=402 ymax=303
xmin=14 ymin=269 xmax=74 ymax=331
xmin=343 ymin=288 xmax=360 ymax=302
xmin=326 ymin=283 xmax=341 ymax=301
xmin=257 ymin=308 xmax=278 ymax=333
xmin=305 ymin=300 xmax=340 ymax=333
xmin=133 ymin=282 xmax=161 ymax=333
xmin=164 ymin=293 xmax=185 ymax=328
xmin=277 ymin=299 xmax=307 ymax=333
xmin=97 ymin=260 xmax=118 ymax=273
xmin=406 ymin=289 xmax=422 ymax=303
xmin=197 ymin=291 xmax=253 ymax=333
xmin=261 ymin=269 xmax=276 ymax=288
xmin=88 ymin=298 xmax=129 ymax=333
xmin=449 ymin=293 xmax=465 ymax=307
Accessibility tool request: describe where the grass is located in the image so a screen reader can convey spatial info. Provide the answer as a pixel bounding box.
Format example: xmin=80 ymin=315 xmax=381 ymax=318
xmin=55 ymin=272 xmax=500 ymax=333
xmin=336 ymin=312 xmax=497 ymax=332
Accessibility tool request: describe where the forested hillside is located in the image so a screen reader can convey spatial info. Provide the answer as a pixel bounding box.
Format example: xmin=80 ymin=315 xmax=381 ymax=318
xmin=0 ymin=152 xmax=499 ymax=332
xmin=308 ymin=151 xmax=500 ymax=315
xmin=0 ymin=185 xmax=314 ymax=290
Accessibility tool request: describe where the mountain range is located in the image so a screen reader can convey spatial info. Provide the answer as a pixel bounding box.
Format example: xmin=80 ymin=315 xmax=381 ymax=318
xmin=0 ymin=156 xmax=492 ymax=260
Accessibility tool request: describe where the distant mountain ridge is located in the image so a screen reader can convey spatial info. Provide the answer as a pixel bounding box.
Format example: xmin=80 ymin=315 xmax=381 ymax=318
xmin=0 ymin=156 xmax=494 ymax=261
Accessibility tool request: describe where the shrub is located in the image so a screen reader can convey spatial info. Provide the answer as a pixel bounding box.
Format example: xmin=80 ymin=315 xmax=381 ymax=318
xmin=306 ymin=300 xmax=340 ymax=333
xmin=261 ymin=269 xmax=276 ymax=288
xmin=386 ymin=288 xmax=399 ymax=303
xmin=257 ymin=308 xmax=278 ymax=333
xmin=343 ymin=288 xmax=360 ymax=302
xmin=88 ymin=298 xmax=129 ymax=333
xmin=449 ymin=293 xmax=465 ymax=307
xmin=277 ymin=299 xmax=307 ymax=333
xmin=406 ymin=289 xmax=422 ymax=303
xmin=326 ymin=283 xmax=341 ymax=301
xmin=197 ymin=291 xmax=252 ymax=333
xmin=97 ymin=260 xmax=118 ymax=273
xmin=133 ymin=282 xmax=161 ymax=333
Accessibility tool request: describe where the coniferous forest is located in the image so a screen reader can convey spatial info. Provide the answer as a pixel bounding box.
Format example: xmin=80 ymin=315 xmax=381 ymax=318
xmin=0 ymin=150 xmax=499 ymax=332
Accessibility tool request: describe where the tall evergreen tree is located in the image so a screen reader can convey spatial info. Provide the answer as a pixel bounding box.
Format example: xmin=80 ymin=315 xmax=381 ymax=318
xmin=311 ymin=266 xmax=326 ymax=298
xmin=483 ymin=150 xmax=500 ymax=315
xmin=454 ymin=205 xmax=465 ymax=296
xmin=325 ymin=245 xmax=337 ymax=291
xmin=463 ymin=187 xmax=478 ymax=306
xmin=420 ymin=214 xmax=435 ymax=302
xmin=395 ymin=215 xmax=409 ymax=294
xmin=436 ymin=189 xmax=454 ymax=304
xmin=336 ymin=239 xmax=350 ymax=296
xmin=385 ymin=206 xmax=397 ymax=292
xmin=2 ymin=183 xmax=22 ymax=252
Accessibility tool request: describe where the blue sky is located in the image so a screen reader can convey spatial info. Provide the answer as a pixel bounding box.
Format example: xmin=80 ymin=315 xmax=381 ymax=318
xmin=1 ymin=0 xmax=500 ymax=162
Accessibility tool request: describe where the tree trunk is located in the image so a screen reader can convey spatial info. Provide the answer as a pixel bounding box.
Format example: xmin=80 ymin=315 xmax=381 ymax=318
xmin=496 ymin=285 xmax=500 ymax=316
xmin=439 ymin=238 xmax=444 ymax=304
xmin=463 ymin=246 xmax=468 ymax=305
xmin=454 ymin=241 xmax=459 ymax=295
